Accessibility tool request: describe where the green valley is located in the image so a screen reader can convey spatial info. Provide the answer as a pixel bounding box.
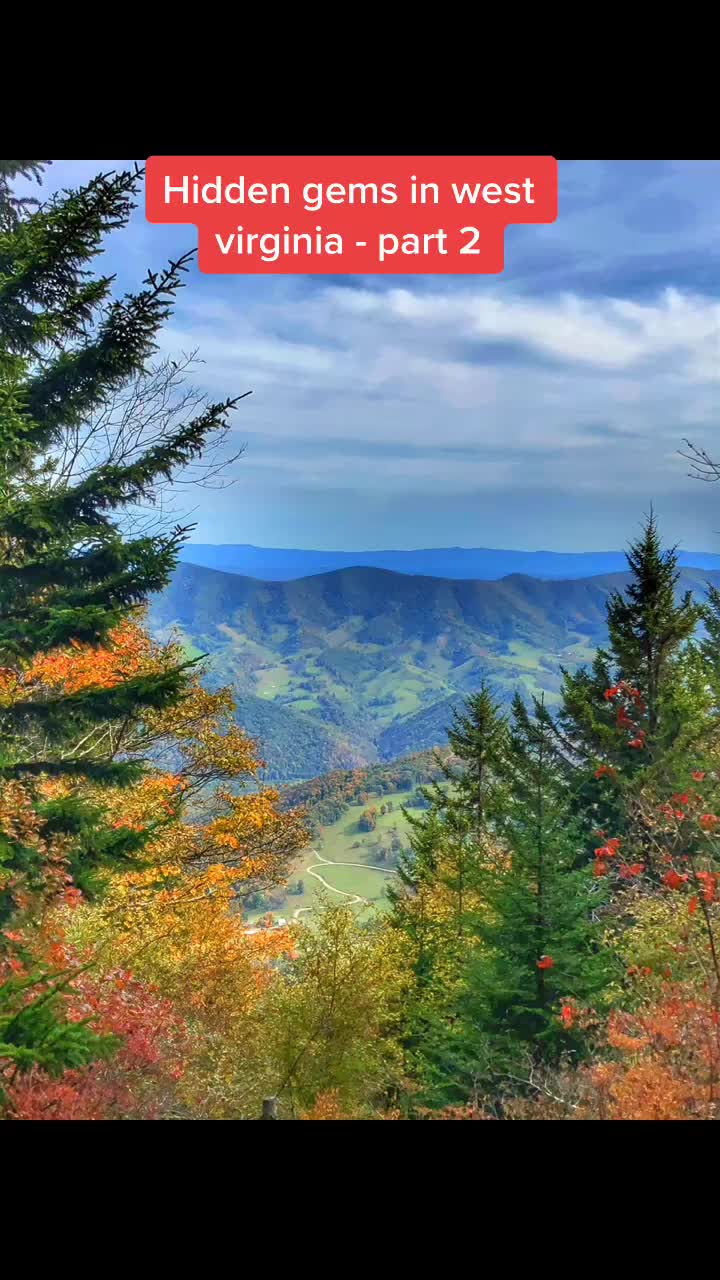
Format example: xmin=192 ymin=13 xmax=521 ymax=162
xmin=150 ymin=561 xmax=720 ymax=781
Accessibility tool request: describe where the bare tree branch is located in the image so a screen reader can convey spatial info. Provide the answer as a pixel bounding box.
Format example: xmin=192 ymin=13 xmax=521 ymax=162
xmin=41 ymin=352 xmax=249 ymax=536
xmin=680 ymin=440 xmax=720 ymax=484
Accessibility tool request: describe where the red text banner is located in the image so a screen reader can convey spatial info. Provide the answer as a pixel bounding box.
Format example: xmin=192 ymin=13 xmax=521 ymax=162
xmin=145 ymin=156 xmax=558 ymax=275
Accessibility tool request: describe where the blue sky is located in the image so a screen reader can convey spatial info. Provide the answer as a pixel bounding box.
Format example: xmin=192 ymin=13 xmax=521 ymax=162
xmin=30 ymin=160 xmax=720 ymax=552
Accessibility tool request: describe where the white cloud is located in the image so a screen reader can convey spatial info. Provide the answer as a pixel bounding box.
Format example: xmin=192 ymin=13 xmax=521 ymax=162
xmin=324 ymin=285 xmax=720 ymax=375
xmin=160 ymin=280 xmax=720 ymax=482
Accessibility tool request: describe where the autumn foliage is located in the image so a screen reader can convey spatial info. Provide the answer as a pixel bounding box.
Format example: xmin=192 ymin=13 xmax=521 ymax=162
xmin=5 ymin=962 xmax=189 ymax=1120
xmin=0 ymin=618 xmax=309 ymax=1118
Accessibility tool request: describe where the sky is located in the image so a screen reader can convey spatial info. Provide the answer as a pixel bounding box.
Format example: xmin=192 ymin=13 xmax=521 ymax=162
xmin=28 ymin=159 xmax=720 ymax=553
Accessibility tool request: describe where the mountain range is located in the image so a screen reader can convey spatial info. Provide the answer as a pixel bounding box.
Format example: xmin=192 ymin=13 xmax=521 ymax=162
xmin=150 ymin=560 xmax=720 ymax=782
xmin=178 ymin=542 xmax=720 ymax=582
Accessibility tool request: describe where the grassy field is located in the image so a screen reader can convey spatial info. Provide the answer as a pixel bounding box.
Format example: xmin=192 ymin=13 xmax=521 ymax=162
xmin=318 ymin=798 xmax=412 ymax=860
xmin=309 ymin=862 xmax=392 ymax=904
xmin=256 ymin=664 xmax=292 ymax=697
xmin=247 ymin=789 xmax=427 ymax=922
xmin=506 ymin=639 xmax=542 ymax=668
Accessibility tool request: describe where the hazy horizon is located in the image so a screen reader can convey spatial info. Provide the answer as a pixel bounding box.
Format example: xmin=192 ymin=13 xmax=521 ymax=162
xmin=181 ymin=536 xmax=720 ymax=554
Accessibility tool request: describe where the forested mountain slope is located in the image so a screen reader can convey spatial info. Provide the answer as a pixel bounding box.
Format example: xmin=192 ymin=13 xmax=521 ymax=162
xmin=150 ymin=562 xmax=720 ymax=779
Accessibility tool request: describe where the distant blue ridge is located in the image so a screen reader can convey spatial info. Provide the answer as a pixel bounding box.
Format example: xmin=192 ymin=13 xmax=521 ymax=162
xmin=178 ymin=543 xmax=720 ymax=583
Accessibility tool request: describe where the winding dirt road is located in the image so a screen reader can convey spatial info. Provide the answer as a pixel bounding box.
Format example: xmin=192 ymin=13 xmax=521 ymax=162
xmin=292 ymin=847 xmax=396 ymax=920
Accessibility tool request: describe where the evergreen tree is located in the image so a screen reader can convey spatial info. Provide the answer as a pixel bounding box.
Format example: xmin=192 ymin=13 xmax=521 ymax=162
xmin=387 ymin=805 xmax=445 ymax=988
xmin=456 ymin=693 xmax=613 ymax=1087
xmin=387 ymin=805 xmax=478 ymax=1110
xmin=444 ymin=681 xmax=509 ymax=833
xmin=391 ymin=683 xmax=510 ymax=968
xmin=387 ymin=686 xmax=512 ymax=1109
xmin=606 ymin=510 xmax=700 ymax=739
xmin=658 ymin=583 xmax=720 ymax=807
xmin=554 ymin=512 xmax=704 ymax=843
xmin=0 ymin=162 xmax=241 ymax=1069
xmin=699 ymin=585 xmax=720 ymax=708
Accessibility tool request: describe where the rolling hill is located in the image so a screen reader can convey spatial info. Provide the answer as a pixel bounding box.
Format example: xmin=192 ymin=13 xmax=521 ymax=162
xmin=178 ymin=542 xmax=720 ymax=582
xmin=149 ymin=561 xmax=720 ymax=781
